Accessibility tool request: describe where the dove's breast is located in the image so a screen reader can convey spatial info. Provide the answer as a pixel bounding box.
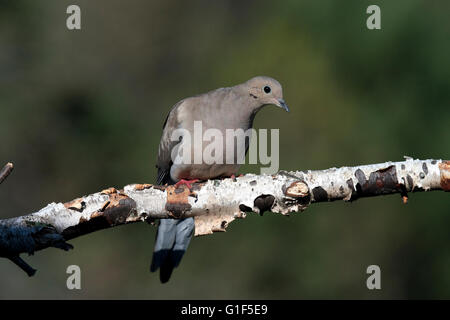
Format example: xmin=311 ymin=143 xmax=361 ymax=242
xmin=168 ymin=89 xmax=254 ymax=181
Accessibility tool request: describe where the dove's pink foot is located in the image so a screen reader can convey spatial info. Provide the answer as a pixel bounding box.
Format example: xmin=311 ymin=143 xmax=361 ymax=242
xmin=174 ymin=179 xmax=199 ymax=189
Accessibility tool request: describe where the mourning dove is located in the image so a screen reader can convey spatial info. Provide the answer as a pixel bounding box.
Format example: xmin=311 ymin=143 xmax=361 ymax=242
xmin=151 ymin=76 xmax=289 ymax=283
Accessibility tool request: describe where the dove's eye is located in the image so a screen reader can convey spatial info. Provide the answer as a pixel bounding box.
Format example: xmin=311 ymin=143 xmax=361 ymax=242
xmin=263 ymin=86 xmax=271 ymax=94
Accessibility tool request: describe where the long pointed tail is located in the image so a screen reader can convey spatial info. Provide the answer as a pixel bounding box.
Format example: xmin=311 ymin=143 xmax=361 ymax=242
xmin=150 ymin=217 xmax=195 ymax=283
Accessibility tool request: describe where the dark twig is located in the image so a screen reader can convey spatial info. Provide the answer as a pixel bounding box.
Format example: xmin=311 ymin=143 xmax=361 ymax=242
xmin=8 ymin=256 xmax=36 ymax=277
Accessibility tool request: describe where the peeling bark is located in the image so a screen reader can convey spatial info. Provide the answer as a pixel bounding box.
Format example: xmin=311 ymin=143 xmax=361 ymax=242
xmin=0 ymin=158 xmax=448 ymax=276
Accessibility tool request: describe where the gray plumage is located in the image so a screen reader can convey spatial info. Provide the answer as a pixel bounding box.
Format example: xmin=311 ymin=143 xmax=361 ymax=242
xmin=150 ymin=217 xmax=194 ymax=283
xmin=151 ymin=76 xmax=288 ymax=283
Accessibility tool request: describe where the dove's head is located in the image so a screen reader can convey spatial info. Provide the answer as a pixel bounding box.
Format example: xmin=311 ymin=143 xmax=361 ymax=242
xmin=244 ymin=76 xmax=289 ymax=112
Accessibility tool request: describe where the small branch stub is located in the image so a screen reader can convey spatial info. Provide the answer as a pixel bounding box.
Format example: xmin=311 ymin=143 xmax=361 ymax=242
xmin=0 ymin=163 xmax=13 ymax=185
xmin=285 ymin=181 xmax=309 ymax=198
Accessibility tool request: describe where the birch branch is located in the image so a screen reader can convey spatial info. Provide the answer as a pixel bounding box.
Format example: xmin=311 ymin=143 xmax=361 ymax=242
xmin=0 ymin=158 xmax=449 ymax=276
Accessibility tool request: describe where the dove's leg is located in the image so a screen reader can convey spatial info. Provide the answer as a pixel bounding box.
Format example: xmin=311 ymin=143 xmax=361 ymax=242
xmin=150 ymin=217 xmax=195 ymax=283
xmin=174 ymin=179 xmax=199 ymax=189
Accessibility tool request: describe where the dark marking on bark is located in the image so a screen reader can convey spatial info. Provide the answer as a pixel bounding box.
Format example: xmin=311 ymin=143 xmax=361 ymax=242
xmin=144 ymin=216 xmax=156 ymax=225
xmin=422 ymin=162 xmax=428 ymax=175
xmin=346 ymin=179 xmax=357 ymax=201
xmin=152 ymin=185 xmax=166 ymax=191
xmin=189 ymin=192 xmax=198 ymax=200
xmin=239 ymin=204 xmax=252 ymax=212
xmin=352 ymin=165 xmax=401 ymax=199
xmin=63 ymin=216 xmax=112 ymax=240
xmin=397 ymin=181 xmax=409 ymax=203
xmin=312 ymin=186 xmax=328 ymax=202
xmin=355 ymin=169 xmax=367 ymax=188
xmin=165 ymin=185 xmax=192 ymax=218
xmin=401 ymin=164 xmax=405 ymax=170
xmin=175 ymin=188 xmax=185 ymax=194
xmin=165 ymin=203 xmax=191 ymax=218
xmin=99 ymin=201 xmax=110 ymax=212
xmin=419 ymin=172 xmax=425 ymax=179
xmin=407 ymin=174 xmax=414 ymax=191
xmin=250 ymin=180 xmax=257 ymax=186
xmin=431 ymin=160 xmax=437 ymax=165
xmin=346 ymin=179 xmax=354 ymax=190
xmin=254 ymin=194 xmax=275 ymax=216
xmin=65 ymin=199 xmax=86 ymax=212
xmin=77 ymin=201 xmax=86 ymax=212
xmin=95 ymin=197 xmax=137 ymax=225
xmin=63 ymin=196 xmax=137 ymax=240
xmin=115 ymin=198 xmax=137 ymax=223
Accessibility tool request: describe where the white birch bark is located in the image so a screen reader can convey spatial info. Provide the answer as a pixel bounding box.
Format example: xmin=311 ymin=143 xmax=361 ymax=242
xmin=0 ymin=158 xmax=448 ymax=276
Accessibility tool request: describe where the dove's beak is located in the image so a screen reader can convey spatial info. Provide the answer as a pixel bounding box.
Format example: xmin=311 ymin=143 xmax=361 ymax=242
xmin=276 ymin=99 xmax=289 ymax=112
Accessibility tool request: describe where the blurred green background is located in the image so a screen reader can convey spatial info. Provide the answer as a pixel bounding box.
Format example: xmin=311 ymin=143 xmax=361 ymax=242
xmin=0 ymin=0 xmax=449 ymax=299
